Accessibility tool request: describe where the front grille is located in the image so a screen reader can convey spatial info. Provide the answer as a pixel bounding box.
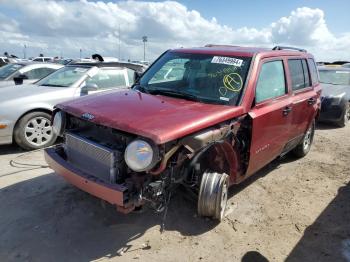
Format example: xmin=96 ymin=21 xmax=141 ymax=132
xmin=65 ymin=133 xmax=123 ymax=183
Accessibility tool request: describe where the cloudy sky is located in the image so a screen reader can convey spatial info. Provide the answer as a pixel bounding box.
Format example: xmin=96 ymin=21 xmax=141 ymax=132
xmin=0 ymin=0 xmax=349 ymax=62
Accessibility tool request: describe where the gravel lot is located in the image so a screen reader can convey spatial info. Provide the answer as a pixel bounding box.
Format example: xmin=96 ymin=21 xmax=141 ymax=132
xmin=0 ymin=123 xmax=349 ymax=262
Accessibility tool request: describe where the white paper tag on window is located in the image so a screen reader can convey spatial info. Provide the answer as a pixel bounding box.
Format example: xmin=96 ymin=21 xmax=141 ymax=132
xmin=211 ymin=56 xmax=243 ymax=67
xmin=219 ymin=96 xmax=230 ymax=101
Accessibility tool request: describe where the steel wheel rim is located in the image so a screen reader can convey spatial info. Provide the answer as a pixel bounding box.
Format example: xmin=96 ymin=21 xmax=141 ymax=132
xmin=303 ymin=127 xmax=312 ymax=151
xmin=24 ymin=116 xmax=52 ymax=147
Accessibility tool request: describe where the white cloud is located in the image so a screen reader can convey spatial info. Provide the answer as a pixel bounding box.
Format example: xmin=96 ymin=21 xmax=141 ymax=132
xmin=0 ymin=1 xmax=349 ymax=61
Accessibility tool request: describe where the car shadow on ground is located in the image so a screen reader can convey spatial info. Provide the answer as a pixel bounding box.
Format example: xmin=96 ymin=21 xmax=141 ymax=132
xmin=228 ymin=153 xmax=298 ymax=198
xmin=285 ymin=181 xmax=350 ymax=262
xmin=0 ymin=152 xmax=312 ymax=261
xmin=316 ymin=122 xmax=340 ymax=130
xmin=0 ymin=172 xmax=217 ymax=261
xmin=0 ymin=144 xmax=24 ymax=156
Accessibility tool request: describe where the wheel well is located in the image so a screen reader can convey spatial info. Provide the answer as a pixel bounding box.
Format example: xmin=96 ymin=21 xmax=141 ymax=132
xmin=14 ymin=108 xmax=53 ymax=131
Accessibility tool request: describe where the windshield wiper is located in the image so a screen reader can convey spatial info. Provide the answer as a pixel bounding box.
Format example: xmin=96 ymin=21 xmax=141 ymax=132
xmin=148 ymin=89 xmax=200 ymax=102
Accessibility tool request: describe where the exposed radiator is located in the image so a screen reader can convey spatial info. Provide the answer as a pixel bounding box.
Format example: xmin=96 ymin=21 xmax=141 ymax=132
xmin=65 ymin=133 xmax=123 ymax=183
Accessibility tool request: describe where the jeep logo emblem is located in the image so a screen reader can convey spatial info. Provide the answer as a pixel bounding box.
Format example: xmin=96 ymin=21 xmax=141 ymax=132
xmin=82 ymin=113 xmax=95 ymax=120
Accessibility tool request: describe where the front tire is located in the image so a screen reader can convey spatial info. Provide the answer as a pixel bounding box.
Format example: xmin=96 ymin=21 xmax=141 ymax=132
xmin=292 ymin=120 xmax=315 ymax=158
xmin=197 ymin=172 xmax=229 ymax=221
xmin=14 ymin=111 xmax=57 ymax=150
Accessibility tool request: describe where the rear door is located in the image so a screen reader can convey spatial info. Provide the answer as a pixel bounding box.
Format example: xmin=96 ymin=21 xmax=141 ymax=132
xmin=287 ymin=58 xmax=318 ymax=140
xmin=247 ymin=59 xmax=292 ymax=175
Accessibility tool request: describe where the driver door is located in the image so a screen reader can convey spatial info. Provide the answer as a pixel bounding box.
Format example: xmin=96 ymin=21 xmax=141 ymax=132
xmin=246 ymin=59 xmax=292 ymax=176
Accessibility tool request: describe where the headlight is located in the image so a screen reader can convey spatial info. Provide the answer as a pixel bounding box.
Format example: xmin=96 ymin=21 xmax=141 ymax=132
xmin=52 ymin=111 xmax=65 ymax=136
xmin=124 ymin=140 xmax=158 ymax=172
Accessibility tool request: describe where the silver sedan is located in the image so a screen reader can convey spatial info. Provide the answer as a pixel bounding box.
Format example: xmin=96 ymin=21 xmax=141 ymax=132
xmin=0 ymin=62 xmax=63 ymax=87
xmin=0 ymin=62 xmax=144 ymax=150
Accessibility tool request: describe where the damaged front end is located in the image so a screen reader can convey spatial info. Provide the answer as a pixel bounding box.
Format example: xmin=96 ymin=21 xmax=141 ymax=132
xmin=45 ymin=110 xmax=250 ymax=216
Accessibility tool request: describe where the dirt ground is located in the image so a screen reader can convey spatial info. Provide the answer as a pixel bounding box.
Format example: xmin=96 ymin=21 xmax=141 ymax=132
xmin=0 ymin=123 xmax=349 ymax=262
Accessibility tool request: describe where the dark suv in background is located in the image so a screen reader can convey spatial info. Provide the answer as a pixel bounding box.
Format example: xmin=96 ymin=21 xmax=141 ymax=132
xmin=45 ymin=45 xmax=321 ymax=221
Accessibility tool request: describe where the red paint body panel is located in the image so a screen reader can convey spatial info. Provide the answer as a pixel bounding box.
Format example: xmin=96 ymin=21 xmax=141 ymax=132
xmin=44 ymin=148 xmax=127 ymax=207
xmin=57 ymin=90 xmax=245 ymax=144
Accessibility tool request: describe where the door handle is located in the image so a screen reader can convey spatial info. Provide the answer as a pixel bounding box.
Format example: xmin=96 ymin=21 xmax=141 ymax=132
xmin=307 ymin=97 xmax=316 ymax=105
xmin=283 ymin=106 xmax=292 ymax=116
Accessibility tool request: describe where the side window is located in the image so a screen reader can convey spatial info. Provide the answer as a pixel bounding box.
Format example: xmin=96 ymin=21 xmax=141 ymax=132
xmin=288 ymin=59 xmax=311 ymax=91
xmin=255 ymin=60 xmax=286 ymax=103
xmin=308 ymin=58 xmax=319 ymax=85
xmin=25 ymin=68 xmax=56 ymax=79
xmin=86 ymin=69 xmax=127 ymax=90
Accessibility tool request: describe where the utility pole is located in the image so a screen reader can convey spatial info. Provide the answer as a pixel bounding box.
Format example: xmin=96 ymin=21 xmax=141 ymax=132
xmin=142 ymin=36 xmax=148 ymax=61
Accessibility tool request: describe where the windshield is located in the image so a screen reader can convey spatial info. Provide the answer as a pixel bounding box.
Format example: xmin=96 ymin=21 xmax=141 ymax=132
xmin=137 ymin=52 xmax=252 ymax=105
xmin=319 ymin=70 xmax=350 ymax=85
xmin=37 ymin=66 xmax=89 ymax=87
xmin=0 ymin=63 xmax=24 ymax=79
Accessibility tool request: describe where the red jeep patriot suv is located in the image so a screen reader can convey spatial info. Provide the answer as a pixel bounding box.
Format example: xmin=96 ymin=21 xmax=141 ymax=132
xmin=45 ymin=45 xmax=321 ymax=221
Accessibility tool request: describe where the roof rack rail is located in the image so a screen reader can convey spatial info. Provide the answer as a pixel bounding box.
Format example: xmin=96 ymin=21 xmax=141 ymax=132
xmin=272 ymin=46 xmax=307 ymax=52
xmin=205 ymin=44 xmax=239 ymax=48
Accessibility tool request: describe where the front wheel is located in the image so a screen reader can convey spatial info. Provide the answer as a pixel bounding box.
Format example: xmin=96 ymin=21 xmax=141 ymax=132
xmin=292 ymin=120 xmax=315 ymax=158
xmin=197 ymin=172 xmax=229 ymax=221
xmin=14 ymin=111 xmax=57 ymax=150
xmin=336 ymin=102 xmax=350 ymax=127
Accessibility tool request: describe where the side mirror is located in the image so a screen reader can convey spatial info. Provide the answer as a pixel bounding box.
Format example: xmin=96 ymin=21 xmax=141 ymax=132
xmin=134 ymin=71 xmax=142 ymax=83
xmin=81 ymin=83 xmax=98 ymax=95
xmin=13 ymin=74 xmax=28 ymax=85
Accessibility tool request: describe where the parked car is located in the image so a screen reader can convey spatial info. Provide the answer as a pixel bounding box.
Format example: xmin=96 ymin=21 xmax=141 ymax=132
xmin=318 ymin=67 xmax=350 ymax=127
xmin=45 ymin=45 xmax=321 ymax=221
xmin=0 ymin=57 xmax=10 ymax=67
xmin=53 ymin=58 xmax=74 ymax=65
xmin=0 ymin=62 xmax=146 ymax=150
xmin=32 ymin=57 xmax=54 ymax=62
xmin=0 ymin=62 xmax=63 ymax=87
xmin=342 ymin=63 xmax=350 ymax=68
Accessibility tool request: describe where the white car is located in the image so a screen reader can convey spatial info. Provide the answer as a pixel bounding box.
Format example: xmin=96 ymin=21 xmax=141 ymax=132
xmin=0 ymin=61 xmax=147 ymax=149
xmin=0 ymin=57 xmax=10 ymax=67
xmin=0 ymin=62 xmax=63 ymax=87
xmin=32 ymin=57 xmax=54 ymax=62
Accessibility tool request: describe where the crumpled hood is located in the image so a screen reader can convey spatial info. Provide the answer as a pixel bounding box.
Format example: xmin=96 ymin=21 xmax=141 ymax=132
xmin=57 ymin=90 xmax=244 ymax=144
xmin=321 ymin=83 xmax=350 ymax=99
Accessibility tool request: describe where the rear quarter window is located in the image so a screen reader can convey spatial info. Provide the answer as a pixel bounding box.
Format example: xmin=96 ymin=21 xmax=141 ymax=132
xmin=307 ymin=58 xmax=319 ymax=85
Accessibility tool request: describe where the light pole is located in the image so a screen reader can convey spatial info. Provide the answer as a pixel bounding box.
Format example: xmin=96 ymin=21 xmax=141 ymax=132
xmin=118 ymin=25 xmax=121 ymax=61
xmin=79 ymin=49 xmax=82 ymax=59
xmin=23 ymin=44 xmax=27 ymax=59
xmin=142 ymin=36 xmax=148 ymax=61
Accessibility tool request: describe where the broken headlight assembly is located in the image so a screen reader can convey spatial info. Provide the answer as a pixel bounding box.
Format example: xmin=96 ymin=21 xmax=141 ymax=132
xmin=124 ymin=139 xmax=159 ymax=172
xmin=52 ymin=110 xmax=65 ymax=136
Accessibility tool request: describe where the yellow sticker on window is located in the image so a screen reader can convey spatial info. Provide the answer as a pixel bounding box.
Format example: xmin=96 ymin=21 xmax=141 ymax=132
xmin=223 ymin=73 xmax=243 ymax=92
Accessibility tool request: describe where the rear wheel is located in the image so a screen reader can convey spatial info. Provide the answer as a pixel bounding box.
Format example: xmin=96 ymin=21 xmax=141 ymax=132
xmin=14 ymin=111 xmax=57 ymax=150
xmin=336 ymin=102 xmax=350 ymax=127
xmin=197 ymin=172 xmax=229 ymax=221
xmin=292 ymin=120 xmax=315 ymax=158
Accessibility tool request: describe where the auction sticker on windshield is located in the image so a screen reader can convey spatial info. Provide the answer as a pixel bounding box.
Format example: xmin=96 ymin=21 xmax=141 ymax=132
xmin=211 ymin=56 xmax=243 ymax=67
